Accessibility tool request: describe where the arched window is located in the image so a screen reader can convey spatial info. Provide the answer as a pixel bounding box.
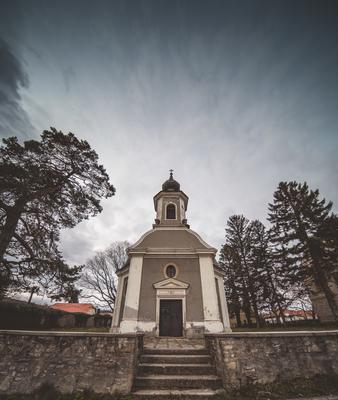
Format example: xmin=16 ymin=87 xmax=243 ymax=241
xmin=166 ymin=203 xmax=176 ymax=219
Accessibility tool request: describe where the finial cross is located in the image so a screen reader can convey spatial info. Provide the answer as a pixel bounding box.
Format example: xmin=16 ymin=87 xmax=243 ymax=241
xmin=169 ymin=169 xmax=174 ymax=178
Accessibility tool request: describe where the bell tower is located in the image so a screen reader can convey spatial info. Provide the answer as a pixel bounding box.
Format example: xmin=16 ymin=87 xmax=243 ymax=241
xmin=153 ymin=170 xmax=189 ymax=228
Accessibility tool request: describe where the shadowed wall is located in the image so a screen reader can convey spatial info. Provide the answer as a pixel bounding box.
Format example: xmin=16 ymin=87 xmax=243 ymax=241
xmin=138 ymin=257 xmax=204 ymax=323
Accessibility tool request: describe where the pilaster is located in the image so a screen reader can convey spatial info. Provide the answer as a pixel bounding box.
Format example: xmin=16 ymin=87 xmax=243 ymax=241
xmin=119 ymin=255 xmax=143 ymax=333
xmin=216 ymin=276 xmax=232 ymax=331
xmin=199 ymin=254 xmax=224 ymax=333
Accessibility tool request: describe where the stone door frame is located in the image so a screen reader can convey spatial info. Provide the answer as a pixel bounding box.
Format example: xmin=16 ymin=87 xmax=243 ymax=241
xmin=153 ymin=278 xmax=189 ymax=337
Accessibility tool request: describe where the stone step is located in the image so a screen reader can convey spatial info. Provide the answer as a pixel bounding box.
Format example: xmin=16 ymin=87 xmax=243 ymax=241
xmin=143 ymin=348 xmax=209 ymax=355
xmin=140 ymin=354 xmax=211 ymax=364
xmin=132 ymin=388 xmax=221 ymax=399
xmin=138 ymin=363 xmax=215 ymax=375
xmin=134 ymin=374 xmax=222 ymax=390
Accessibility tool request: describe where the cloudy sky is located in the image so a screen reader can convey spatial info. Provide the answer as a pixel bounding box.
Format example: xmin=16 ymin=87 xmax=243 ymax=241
xmin=1 ymin=0 xmax=338 ymax=266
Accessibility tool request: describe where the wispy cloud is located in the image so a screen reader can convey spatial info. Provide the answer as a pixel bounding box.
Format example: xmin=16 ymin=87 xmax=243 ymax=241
xmin=0 ymin=38 xmax=34 ymax=138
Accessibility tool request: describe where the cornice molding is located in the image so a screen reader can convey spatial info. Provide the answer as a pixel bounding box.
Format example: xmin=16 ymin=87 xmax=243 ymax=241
xmin=129 ymin=247 xmax=215 ymax=256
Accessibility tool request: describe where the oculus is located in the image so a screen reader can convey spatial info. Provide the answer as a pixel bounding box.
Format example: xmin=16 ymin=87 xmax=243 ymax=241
xmin=165 ymin=264 xmax=177 ymax=278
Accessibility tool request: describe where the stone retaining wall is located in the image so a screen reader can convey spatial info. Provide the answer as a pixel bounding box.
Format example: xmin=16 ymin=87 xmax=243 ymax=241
xmin=0 ymin=330 xmax=144 ymax=395
xmin=205 ymin=331 xmax=338 ymax=389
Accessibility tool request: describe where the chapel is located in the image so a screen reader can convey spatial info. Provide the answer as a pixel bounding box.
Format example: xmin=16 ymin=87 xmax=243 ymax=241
xmin=111 ymin=172 xmax=231 ymax=337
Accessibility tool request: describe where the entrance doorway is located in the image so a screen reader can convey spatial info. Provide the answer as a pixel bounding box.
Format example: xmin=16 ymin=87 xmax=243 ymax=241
xmin=159 ymin=299 xmax=183 ymax=337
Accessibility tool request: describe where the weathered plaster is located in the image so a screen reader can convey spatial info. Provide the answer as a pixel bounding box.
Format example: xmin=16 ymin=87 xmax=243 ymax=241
xmin=199 ymin=255 xmax=225 ymax=333
xmin=119 ymin=255 xmax=143 ymax=333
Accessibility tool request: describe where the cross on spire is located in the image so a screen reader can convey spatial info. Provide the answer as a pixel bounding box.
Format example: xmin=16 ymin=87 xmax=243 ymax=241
xmin=169 ymin=169 xmax=174 ymax=179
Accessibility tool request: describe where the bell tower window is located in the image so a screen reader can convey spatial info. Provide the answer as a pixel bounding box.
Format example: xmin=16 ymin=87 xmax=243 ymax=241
xmin=166 ymin=203 xmax=176 ymax=219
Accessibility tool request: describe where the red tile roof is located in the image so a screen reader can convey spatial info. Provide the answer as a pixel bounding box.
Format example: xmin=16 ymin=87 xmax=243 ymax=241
xmin=50 ymin=303 xmax=96 ymax=314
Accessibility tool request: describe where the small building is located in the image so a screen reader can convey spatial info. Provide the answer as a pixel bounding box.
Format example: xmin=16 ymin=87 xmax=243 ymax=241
xmin=111 ymin=172 xmax=231 ymax=337
xmin=50 ymin=303 xmax=97 ymax=315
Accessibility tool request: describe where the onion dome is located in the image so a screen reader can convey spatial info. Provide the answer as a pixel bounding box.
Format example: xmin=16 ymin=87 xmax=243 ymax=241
xmin=162 ymin=170 xmax=180 ymax=192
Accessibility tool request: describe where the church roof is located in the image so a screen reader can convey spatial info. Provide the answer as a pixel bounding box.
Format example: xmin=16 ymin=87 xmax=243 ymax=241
xmin=162 ymin=170 xmax=180 ymax=192
xmin=129 ymin=228 xmax=216 ymax=254
xmin=153 ymin=171 xmax=189 ymax=211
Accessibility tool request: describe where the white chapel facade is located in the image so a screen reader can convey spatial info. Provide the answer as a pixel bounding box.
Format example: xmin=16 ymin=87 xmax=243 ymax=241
xmin=111 ymin=172 xmax=231 ymax=337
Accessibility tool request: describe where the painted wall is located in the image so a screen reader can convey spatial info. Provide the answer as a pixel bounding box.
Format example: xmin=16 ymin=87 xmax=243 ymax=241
xmin=205 ymin=331 xmax=338 ymax=389
xmin=138 ymin=257 xmax=204 ymax=323
xmin=0 ymin=331 xmax=143 ymax=395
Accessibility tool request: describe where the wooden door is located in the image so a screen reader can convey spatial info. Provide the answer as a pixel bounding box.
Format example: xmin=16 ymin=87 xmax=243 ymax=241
xmin=159 ymin=299 xmax=183 ymax=337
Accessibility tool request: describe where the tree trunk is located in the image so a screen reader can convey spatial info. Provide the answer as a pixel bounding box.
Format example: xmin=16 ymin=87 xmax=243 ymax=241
xmin=272 ymin=309 xmax=281 ymax=324
xmin=27 ymin=287 xmax=35 ymax=303
xmin=0 ymin=199 xmax=25 ymax=261
xmin=277 ymin=303 xmax=286 ymax=323
xmin=312 ymin=262 xmax=338 ymax=321
xmin=251 ymin=297 xmax=261 ymax=327
xmin=235 ymin=309 xmax=241 ymax=327
xmin=243 ymin=303 xmax=252 ymax=326
xmin=266 ymin=269 xmax=286 ymax=324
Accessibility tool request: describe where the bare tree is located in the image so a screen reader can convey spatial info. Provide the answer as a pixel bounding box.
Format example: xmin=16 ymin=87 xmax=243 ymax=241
xmin=80 ymin=241 xmax=129 ymax=311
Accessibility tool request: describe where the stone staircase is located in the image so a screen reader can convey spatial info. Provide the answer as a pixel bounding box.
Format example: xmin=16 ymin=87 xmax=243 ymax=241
xmin=132 ymin=338 xmax=222 ymax=399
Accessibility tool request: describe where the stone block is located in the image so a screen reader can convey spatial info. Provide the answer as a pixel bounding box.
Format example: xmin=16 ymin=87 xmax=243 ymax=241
xmin=0 ymin=331 xmax=143 ymax=395
xmin=205 ymin=331 xmax=338 ymax=389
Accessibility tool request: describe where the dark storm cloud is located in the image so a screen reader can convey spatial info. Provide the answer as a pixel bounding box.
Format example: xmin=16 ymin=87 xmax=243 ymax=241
xmin=1 ymin=0 xmax=337 ymax=265
xmin=0 ymin=38 xmax=34 ymax=138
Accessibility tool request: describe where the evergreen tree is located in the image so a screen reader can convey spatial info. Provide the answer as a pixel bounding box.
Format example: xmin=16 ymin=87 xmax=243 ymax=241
xmin=50 ymin=276 xmax=82 ymax=303
xmin=268 ymin=181 xmax=338 ymax=321
xmin=220 ymin=215 xmax=261 ymax=326
xmin=220 ymin=215 xmax=307 ymax=327
xmin=249 ymin=220 xmax=274 ymax=321
xmin=317 ymin=215 xmax=338 ymax=274
xmin=219 ymin=244 xmax=242 ymax=326
xmin=19 ymin=260 xmax=82 ymax=304
xmin=0 ymin=129 xmax=115 ymax=297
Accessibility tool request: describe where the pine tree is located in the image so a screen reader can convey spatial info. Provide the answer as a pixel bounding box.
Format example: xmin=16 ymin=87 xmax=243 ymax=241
xmin=219 ymin=244 xmax=242 ymax=326
xmin=0 ymin=129 xmax=115 ymax=297
xmin=268 ymin=181 xmax=338 ymax=321
xmin=220 ymin=215 xmax=263 ymax=326
xmin=220 ymin=214 xmax=309 ymax=327
xmin=250 ymin=220 xmax=281 ymax=322
xmin=266 ymin=228 xmax=307 ymax=323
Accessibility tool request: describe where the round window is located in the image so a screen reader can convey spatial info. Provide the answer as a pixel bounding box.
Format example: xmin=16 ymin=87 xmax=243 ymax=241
xmin=166 ymin=265 xmax=177 ymax=278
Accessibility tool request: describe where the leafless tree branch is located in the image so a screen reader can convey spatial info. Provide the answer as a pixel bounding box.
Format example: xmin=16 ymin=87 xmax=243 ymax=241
xmin=79 ymin=241 xmax=129 ymax=311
